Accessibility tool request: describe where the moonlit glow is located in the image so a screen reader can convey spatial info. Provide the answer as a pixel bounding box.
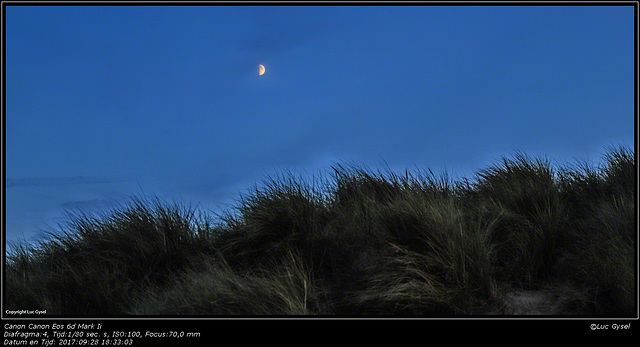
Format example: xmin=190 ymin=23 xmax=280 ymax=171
xmin=259 ymin=64 xmax=265 ymax=76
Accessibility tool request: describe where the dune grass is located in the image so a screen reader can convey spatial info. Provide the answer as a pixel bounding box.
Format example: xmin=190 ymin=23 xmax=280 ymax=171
xmin=5 ymin=146 xmax=635 ymax=316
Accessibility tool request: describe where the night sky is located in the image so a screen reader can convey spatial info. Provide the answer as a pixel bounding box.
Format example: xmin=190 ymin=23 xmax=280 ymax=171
xmin=5 ymin=5 xmax=635 ymax=247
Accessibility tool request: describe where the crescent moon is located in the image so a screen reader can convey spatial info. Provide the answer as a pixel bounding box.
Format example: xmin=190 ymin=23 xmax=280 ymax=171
xmin=259 ymin=64 xmax=265 ymax=76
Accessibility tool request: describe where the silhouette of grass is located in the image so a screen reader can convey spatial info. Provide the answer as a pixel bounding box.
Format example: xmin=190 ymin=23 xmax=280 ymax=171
xmin=5 ymin=146 xmax=635 ymax=316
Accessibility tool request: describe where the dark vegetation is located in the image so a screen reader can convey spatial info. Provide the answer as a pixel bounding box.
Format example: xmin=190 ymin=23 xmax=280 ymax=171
xmin=5 ymin=146 xmax=635 ymax=316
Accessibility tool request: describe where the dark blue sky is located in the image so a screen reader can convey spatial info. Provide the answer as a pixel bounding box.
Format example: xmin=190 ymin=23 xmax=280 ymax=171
xmin=5 ymin=5 xmax=635 ymax=246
